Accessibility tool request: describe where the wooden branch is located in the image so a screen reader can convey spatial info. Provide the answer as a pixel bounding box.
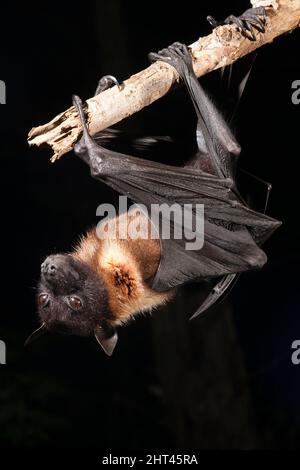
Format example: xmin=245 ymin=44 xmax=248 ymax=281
xmin=28 ymin=0 xmax=300 ymax=162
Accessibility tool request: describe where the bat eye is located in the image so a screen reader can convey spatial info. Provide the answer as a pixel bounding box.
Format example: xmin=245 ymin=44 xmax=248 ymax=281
xmin=38 ymin=293 xmax=49 ymax=307
xmin=68 ymin=296 xmax=82 ymax=310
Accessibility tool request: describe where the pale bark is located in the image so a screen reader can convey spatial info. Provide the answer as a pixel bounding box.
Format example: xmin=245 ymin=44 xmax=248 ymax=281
xmin=28 ymin=0 xmax=300 ymax=162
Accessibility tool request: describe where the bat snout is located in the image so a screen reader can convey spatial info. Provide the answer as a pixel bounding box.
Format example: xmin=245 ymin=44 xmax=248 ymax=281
xmin=41 ymin=254 xmax=80 ymax=287
xmin=41 ymin=259 xmax=58 ymax=277
xmin=41 ymin=255 xmax=65 ymax=278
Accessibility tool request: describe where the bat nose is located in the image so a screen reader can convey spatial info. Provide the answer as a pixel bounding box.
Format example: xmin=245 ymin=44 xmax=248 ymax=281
xmin=41 ymin=257 xmax=58 ymax=276
xmin=40 ymin=254 xmax=80 ymax=291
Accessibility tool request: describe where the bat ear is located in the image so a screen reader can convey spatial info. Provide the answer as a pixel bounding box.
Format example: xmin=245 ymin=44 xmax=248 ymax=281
xmin=24 ymin=323 xmax=47 ymax=347
xmin=94 ymin=325 xmax=118 ymax=356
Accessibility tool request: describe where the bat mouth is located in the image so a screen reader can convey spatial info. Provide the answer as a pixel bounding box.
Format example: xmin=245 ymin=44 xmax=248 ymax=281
xmin=45 ymin=318 xmax=89 ymax=336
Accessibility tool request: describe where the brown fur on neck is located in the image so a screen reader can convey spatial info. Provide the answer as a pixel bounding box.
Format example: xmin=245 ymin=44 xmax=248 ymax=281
xmin=73 ymin=210 xmax=174 ymax=325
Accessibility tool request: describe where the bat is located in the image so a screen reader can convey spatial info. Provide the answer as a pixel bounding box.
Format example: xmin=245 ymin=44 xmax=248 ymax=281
xmin=26 ymin=7 xmax=281 ymax=356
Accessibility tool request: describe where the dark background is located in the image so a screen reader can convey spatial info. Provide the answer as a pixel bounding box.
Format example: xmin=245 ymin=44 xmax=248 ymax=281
xmin=0 ymin=0 xmax=300 ymax=456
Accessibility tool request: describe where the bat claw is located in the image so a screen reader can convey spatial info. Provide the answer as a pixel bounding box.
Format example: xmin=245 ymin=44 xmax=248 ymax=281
xmin=72 ymin=94 xmax=83 ymax=109
xmin=208 ymin=6 xmax=266 ymax=41
xmin=95 ymin=75 xmax=124 ymax=96
xmin=207 ymin=15 xmax=219 ymax=28
xmin=149 ymin=42 xmax=193 ymax=79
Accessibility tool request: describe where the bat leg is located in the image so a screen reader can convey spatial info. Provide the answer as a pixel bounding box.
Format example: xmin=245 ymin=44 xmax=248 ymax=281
xmin=94 ymin=75 xmax=124 ymax=96
xmin=207 ymin=6 xmax=266 ymax=41
xmin=149 ymin=42 xmax=241 ymax=178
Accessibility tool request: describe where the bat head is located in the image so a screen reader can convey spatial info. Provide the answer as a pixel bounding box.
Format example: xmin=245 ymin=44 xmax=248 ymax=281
xmin=26 ymin=254 xmax=118 ymax=356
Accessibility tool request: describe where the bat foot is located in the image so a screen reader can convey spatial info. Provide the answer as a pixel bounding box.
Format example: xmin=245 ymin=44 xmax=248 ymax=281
xmin=148 ymin=42 xmax=193 ymax=78
xmin=94 ymin=75 xmax=124 ymax=96
xmin=207 ymin=6 xmax=266 ymax=41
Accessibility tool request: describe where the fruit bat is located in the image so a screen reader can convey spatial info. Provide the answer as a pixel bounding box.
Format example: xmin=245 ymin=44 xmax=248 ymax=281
xmin=26 ymin=7 xmax=281 ymax=356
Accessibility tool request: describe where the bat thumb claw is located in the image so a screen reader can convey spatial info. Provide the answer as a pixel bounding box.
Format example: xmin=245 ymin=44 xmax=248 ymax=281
xmin=72 ymin=94 xmax=82 ymax=108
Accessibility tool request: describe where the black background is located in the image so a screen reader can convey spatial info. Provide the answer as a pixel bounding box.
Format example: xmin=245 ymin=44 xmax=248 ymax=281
xmin=0 ymin=0 xmax=300 ymax=456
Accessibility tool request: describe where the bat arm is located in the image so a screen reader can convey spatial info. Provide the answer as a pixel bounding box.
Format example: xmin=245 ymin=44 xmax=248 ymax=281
xmin=175 ymin=57 xmax=241 ymax=163
xmin=72 ymin=94 xmax=124 ymax=176
xmin=149 ymin=43 xmax=241 ymax=179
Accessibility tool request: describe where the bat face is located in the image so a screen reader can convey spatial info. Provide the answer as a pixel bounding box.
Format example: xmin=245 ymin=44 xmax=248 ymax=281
xmin=37 ymin=254 xmax=109 ymax=337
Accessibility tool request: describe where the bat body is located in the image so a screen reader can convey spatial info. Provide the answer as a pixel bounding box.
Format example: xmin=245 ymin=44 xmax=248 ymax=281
xmin=28 ymin=8 xmax=281 ymax=355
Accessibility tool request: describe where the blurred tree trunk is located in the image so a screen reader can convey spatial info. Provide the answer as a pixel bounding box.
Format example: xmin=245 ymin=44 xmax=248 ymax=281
xmin=152 ymin=289 xmax=257 ymax=449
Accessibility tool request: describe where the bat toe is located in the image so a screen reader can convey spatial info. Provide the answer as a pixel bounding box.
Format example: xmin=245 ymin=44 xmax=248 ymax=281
xmin=211 ymin=6 xmax=267 ymax=41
